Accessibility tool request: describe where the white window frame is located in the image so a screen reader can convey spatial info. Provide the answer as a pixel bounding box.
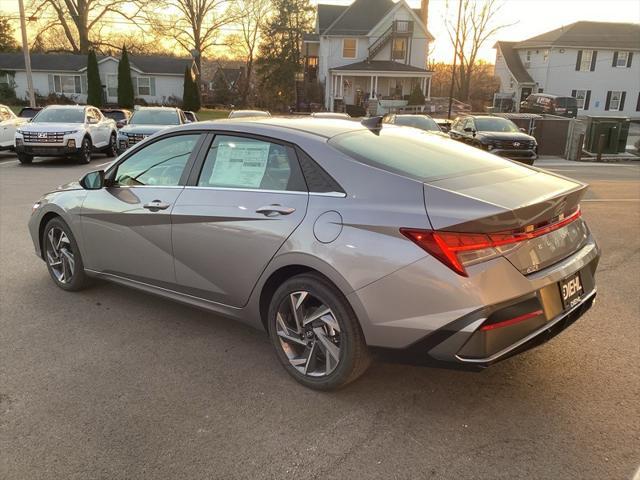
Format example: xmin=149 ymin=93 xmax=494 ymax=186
xmin=391 ymin=38 xmax=407 ymax=60
xmin=526 ymin=50 xmax=531 ymax=62
xmin=574 ymin=89 xmax=588 ymax=109
xmin=609 ymin=90 xmax=623 ymax=111
xmin=342 ymin=38 xmax=357 ymax=59
xmin=53 ymin=74 xmax=81 ymax=95
xmin=135 ymin=76 xmax=151 ymax=96
xmin=0 ymin=72 xmax=11 ymax=86
xmin=106 ymin=74 xmax=118 ymax=98
xmin=579 ymin=50 xmax=593 ymax=71
xmin=615 ymin=51 xmax=629 ymax=68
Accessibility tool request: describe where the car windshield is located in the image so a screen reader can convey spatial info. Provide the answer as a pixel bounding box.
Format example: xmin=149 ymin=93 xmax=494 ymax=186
xmin=32 ymin=108 xmax=84 ymax=123
xmin=130 ymin=110 xmax=180 ymax=125
xmin=394 ymin=116 xmax=440 ymax=132
xmin=330 ymin=128 xmax=518 ymax=182
xmin=103 ymin=111 xmax=126 ymax=121
xmin=474 ymin=118 xmax=519 ymax=133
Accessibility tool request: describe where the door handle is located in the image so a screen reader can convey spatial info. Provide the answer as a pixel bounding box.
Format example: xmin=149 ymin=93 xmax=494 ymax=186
xmin=143 ymin=200 xmax=171 ymax=211
xmin=255 ymin=205 xmax=296 ymax=217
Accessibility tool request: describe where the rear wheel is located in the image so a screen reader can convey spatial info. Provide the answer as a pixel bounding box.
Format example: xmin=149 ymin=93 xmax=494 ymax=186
xmin=42 ymin=217 xmax=89 ymax=291
xmin=76 ymin=137 xmax=91 ymax=164
xmin=17 ymin=153 xmax=33 ymax=164
xmin=267 ymin=273 xmax=371 ymax=390
xmin=104 ymin=133 xmax=117 ymax=157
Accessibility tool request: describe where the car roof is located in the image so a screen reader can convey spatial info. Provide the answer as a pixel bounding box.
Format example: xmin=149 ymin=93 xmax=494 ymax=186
xmin=44 ymin=105 xmax=85 ymax=110
xmin=175 ymin=117 xmax=373 ymax=140
xmin=134 ymin=106 xmax=179 ymax=111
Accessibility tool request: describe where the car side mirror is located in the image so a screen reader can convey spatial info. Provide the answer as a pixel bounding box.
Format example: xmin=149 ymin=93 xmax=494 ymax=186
xmin=80 ymin=170 xmax=105 ymax=190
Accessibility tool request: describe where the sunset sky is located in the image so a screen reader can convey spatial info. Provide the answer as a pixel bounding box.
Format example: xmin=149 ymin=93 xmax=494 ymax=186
xmin=1 ymin=0 xmax=639 ymax=62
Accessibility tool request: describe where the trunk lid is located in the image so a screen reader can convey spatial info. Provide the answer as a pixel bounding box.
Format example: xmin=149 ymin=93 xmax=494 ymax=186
xmin=423 ymin=166 xmax=589 ymax=274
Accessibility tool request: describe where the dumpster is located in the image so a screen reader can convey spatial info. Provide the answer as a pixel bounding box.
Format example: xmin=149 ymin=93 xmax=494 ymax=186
xmin=584 ymin=116 xmax=630 ymax=154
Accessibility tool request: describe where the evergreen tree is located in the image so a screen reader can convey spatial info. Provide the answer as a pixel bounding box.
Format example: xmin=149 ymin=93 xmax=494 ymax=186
xmin=256 ymin=0 xmax=313 ymax=111
xmin=182 ymin=66 xmax=195 ymax=110
xmin=117 ymin=46 xmax=134 ymax=108
xmin=211 ymin=71 xmax=231 ymax=106
xmin=86 ymin=50 xmax=102 ymax=107
xmin=408 ymin=84 xmax=426 ymax=106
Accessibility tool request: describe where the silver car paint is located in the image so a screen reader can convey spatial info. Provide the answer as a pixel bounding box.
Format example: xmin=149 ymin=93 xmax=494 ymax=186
xmin=28 ymin=119 xmax=600 ymax=363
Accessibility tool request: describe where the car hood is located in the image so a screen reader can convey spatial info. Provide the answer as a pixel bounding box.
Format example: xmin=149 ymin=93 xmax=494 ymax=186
xmin=19 ymin=122 xmax=82 ymax=132
xmin=120 ymin=125 xmax=172 ymax=135
xmin=476 ymin=131 xmax=535 ymax=143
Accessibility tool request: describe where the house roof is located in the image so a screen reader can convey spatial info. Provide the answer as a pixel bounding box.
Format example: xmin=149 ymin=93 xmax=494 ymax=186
xmin=323 ymin=0 xmax=396 ymax=35
xmin=514 ymin=21 xmax=640 ymax=50
xmin=331 ymin=60 xmax=430 ymax=73
xmin=0 ymin=52 xmax=192 ymax=75
xmin=318 ymin=4 xmax=347 ymax=33
xmin=495 ymin=41 xmax=535 ymax=84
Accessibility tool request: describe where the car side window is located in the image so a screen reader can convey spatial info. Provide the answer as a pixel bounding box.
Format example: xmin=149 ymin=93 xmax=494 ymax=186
xmin=87 ymin=109 xmax=99 ymax=124
xmin=113 ymin=134 xmax=200 ymax=187
xmin=197 ymin=135 xmax=306 ymax=192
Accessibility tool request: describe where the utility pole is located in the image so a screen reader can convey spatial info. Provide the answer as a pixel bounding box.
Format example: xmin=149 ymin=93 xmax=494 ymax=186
xmin=447 ymin=0 xmax=463 ymax=120
xmin=18 ymin=0 xmax=36 ymax=107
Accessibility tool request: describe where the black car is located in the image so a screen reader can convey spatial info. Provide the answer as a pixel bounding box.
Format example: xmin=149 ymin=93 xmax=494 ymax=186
xmin=520 ymin=93 xmax=578 ymax=118
xmin=100 ymin=108 xmax=132 ymax=128
xmin=382 ymin=114 xmax=444 ymax=133
xmin=449 ymin=115 xmax=537 ymax=165
xmin=17 ymin=106 xmax=43 ymax=119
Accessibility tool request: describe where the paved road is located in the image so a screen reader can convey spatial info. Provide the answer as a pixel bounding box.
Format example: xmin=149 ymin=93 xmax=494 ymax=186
xmin=1 ymin=153 xmax=639 ymax=480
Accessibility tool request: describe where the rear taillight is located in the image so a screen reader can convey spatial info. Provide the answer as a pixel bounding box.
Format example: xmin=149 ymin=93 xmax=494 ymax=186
xmin=401 ymin=207 xmax=582 ymax=276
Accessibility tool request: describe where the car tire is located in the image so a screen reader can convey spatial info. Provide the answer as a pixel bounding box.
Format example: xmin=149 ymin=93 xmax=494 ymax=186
xmin=42 ymin=217 xmax=89 ymax=291
xmin=104 ymin=132 xmax=117 ymax=157
xmin=76 ymin=137 xmax=92 ymax=164
xmin=17 ymin=153 xmax=33 ymax=164
xmin=267 ymin=273 xmax=371 ymax=390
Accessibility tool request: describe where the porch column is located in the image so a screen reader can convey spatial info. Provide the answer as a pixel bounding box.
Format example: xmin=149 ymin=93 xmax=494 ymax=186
xmin=422 ymin=77 xmax=427 ymax=97
xmin=426 ymin=77 xmax=431 ymax=100
xmin=370 ymin=75 xmax=374 ymax=95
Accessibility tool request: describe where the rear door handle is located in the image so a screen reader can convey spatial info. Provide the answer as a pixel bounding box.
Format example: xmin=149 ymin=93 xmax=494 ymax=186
xmin=143 ymin=200 xmax=171 ymax=211
xmin=255 ymin=205 xmax=296 ymax=217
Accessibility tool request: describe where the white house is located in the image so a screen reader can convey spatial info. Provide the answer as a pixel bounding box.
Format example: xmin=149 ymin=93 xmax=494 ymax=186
xmin=0 ymin=53 xmax=196 ymax=105
xmin=304 ymin=0 xmax=434 ymax=113
xmin=494 ymin=21 xmax=640 ymax=118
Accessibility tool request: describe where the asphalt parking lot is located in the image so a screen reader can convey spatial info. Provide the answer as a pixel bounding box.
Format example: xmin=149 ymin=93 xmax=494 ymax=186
xmin=1 ymin=152 xmax=639 ymax=480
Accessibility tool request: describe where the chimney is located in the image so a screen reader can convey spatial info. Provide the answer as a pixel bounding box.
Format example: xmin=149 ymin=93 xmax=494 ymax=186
xmin=420 ymin=0 xmax=429 ymax=29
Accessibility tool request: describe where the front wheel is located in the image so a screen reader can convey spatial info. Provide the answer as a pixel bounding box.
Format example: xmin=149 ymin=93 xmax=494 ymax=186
xmin=17 ymin=153 xmax=33 ymax=164
xmin=42 ymin=217 xmax=89 ymax=291
xmin=104 ymin=133 xmax=117 ymax=157
xmin=76 ymin=137 xmax=92 ymax=164
xmin=267 ymin=273 xmax=371 ymax=390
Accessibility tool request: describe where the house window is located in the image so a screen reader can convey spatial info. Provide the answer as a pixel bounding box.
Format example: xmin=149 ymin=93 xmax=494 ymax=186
xmin=53 ymin=75 xmax=81 ymax=94
xmin=579 ymin=50 xmax=594 ymax=71
xmin=0 ymin=72 xmax=11 ymax=85
xmin=543 ymin=49 xmax=549 ymax=62
xmin=614 ymin=51 xmax=629 ymax=67
xmin=106 ymin=75 xmax=118 ymax=98
xmin=526 ymin=51 xmax=531 ymax=62
xmin=573 ymin=89 xmax=589 ymax=109
xmin=135 ymin=77 xmax=151 ymax=96
xmin=392 ymin=38 xmax=407 ymax=60
xmin=342 ymin=38 xmax=357 ymax=59
xmin=606 ymin=91 xmax=625 ymax=111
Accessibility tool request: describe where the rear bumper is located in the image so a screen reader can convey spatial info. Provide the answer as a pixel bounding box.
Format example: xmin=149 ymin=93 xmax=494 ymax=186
xmin=16 ymin=145 xmax=80 ymax=157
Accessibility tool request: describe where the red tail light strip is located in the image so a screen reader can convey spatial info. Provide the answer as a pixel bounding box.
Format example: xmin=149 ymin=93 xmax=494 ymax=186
xmin=401 ymin=207 xmax=582 ymax=276
xmin=480 ymin=309 xmax=544 ymax=331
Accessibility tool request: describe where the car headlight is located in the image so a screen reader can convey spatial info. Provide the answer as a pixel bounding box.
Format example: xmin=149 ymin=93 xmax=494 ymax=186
xmin=32 ymin=201 xmax=41 ymax=214
xmin=61 ymin=130 xmax=79 ymax=135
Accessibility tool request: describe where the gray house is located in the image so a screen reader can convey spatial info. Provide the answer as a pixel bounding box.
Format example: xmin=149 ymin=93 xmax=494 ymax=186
xmin=494 ymin=21 xmax=640 ymax=117
xmin=0 ymin=53 xmax=196 ymax=105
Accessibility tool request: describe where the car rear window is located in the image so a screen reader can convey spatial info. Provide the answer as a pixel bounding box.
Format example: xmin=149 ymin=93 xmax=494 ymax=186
xmin=329 ymin=128 xmax=516 ymax=182
xmin=103 ymin=111 xmax=126 ymax=121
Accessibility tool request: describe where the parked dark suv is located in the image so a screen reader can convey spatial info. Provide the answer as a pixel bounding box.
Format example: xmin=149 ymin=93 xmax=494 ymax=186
xmin=449 ymin=115 xmax=538 ymax=164
xmin=520 ymin=94 xmax=578 ymax=118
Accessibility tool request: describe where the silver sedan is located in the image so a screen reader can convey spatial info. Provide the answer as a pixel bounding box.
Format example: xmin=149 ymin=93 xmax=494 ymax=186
xmin=28 ymin=117 xmax=600 ymax=390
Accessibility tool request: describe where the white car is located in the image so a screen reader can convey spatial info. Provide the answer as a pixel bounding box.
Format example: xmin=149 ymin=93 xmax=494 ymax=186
xmin=14 ymin=105 xmax=117 ymax=164
xmin=0 ymin=104 xmax=28 ymax=151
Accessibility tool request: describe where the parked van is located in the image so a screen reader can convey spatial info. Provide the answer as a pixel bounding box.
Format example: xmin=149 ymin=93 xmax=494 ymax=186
xmin=520 ymin=94 xmax=578 ymax=118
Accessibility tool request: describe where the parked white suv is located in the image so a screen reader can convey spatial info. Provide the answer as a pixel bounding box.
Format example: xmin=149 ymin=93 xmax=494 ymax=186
xmin=0 ymin=104 xmax=28 ymax=151
xmin=14 ymin=105 xmax=117 ymax=164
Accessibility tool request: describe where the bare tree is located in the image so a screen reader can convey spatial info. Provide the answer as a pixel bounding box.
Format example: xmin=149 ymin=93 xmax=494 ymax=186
xmin=226 ymin=0 xmax=271 ymax=106
xmin=446 ymin=0 xmax=512 ymax=101
xmin=149 ymin=0 xmax=238 ymax=78
xmin=28 ymin=0 xmax=148 ymax=54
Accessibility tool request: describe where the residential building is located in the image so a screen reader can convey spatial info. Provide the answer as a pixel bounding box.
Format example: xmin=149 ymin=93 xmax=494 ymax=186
xmin=0 ymin=53 xmax=196 ymax=105
xmin=304 ymin=0 xmax=434 ymax=114
xmin=494 ymin=21 xmax=640 ymax=117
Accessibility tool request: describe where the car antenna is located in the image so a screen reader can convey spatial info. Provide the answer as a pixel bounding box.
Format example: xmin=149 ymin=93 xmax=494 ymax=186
xmin=361 ymin=116 xmax=383 ymax=135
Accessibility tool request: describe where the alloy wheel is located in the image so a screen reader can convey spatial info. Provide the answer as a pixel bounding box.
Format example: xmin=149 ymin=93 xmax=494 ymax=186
xmin=275 ymin=291 xmax=341 ymax=377
xmin=45 ymin=226 xmax=75 ymax=284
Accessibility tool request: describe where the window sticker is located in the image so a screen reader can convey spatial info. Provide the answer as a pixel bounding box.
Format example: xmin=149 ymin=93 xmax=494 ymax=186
xmin=210 ymin=141 xmax=270 ymax=188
